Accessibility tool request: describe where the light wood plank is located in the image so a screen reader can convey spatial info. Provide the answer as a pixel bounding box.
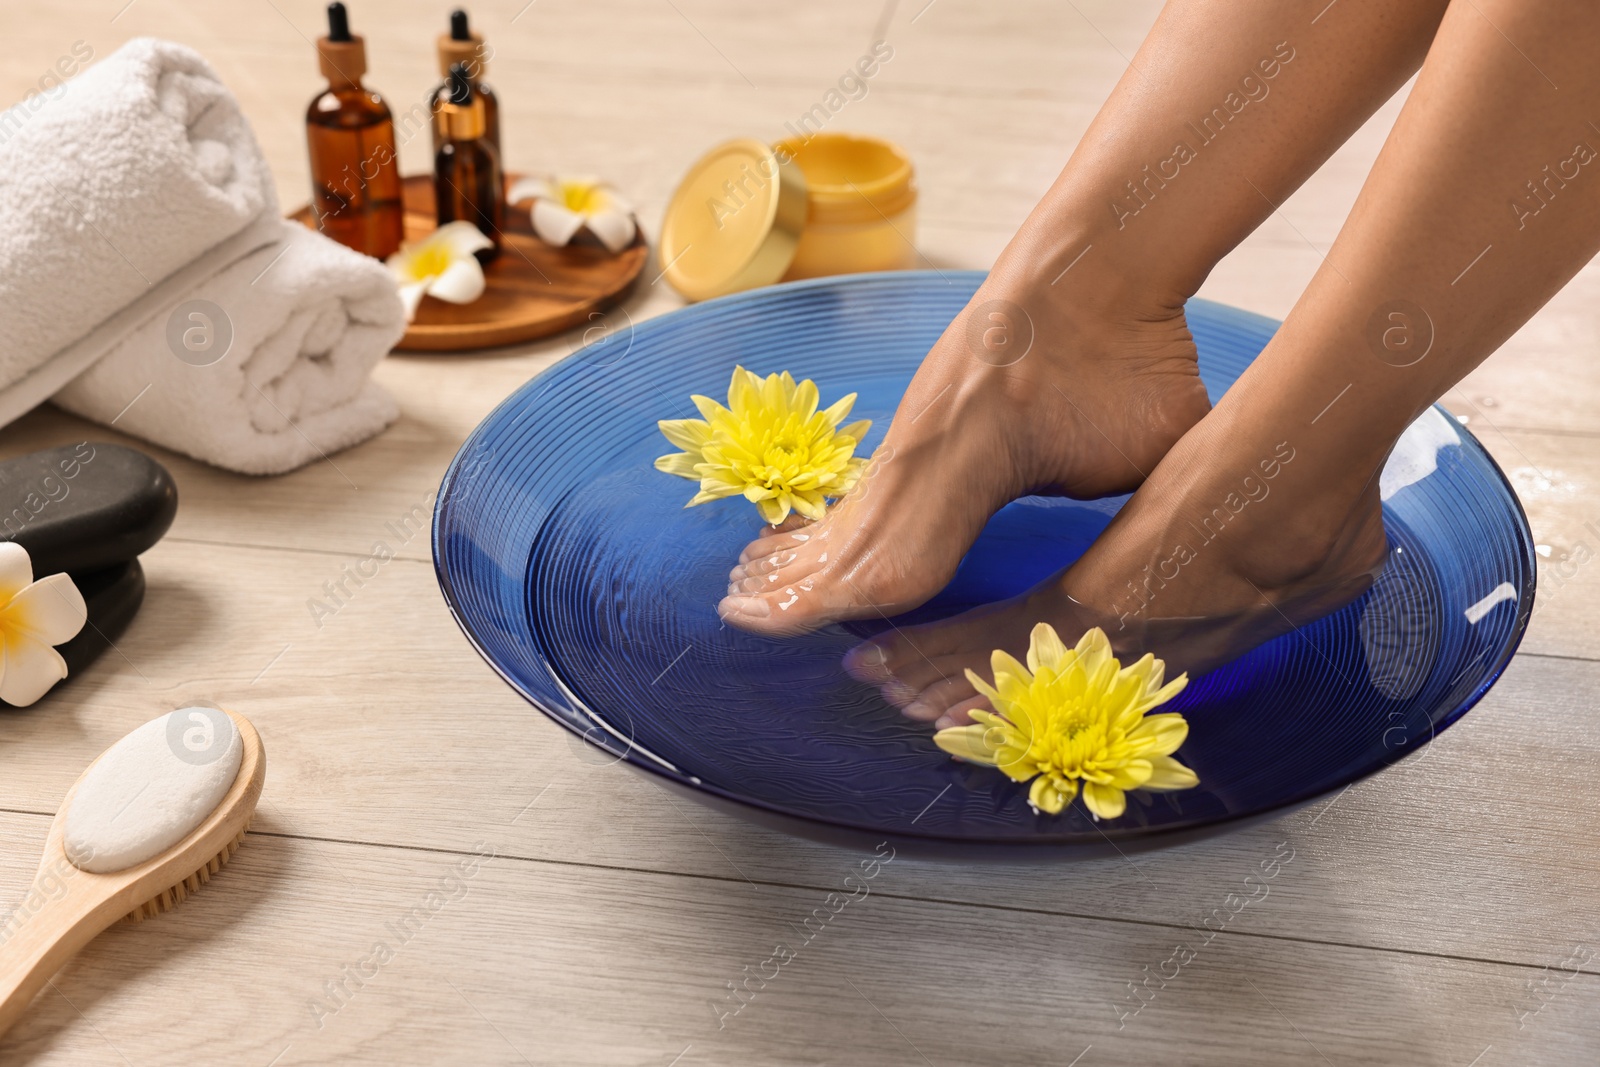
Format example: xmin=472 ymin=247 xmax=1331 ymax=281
xmin=1 ymin=812 xmax=1596 ymax=1065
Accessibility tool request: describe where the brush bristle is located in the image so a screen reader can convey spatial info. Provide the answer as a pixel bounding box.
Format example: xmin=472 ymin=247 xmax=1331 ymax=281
xmin=122 ymin=824 xmax=250 ymax=924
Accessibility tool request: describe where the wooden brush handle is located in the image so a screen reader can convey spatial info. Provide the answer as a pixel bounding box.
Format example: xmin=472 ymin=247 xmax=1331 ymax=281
xmin=0 ymin=873 xmax=111 ymax=1035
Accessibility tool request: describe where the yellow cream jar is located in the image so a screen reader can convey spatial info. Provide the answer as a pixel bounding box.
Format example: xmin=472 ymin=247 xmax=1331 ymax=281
xmin=773 ymin=132 xmax=917 ymax=280
xmin=660 ymin=132 xmax=918 ymax=302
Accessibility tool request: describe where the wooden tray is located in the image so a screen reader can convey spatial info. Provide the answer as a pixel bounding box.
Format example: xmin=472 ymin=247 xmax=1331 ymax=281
xmin=291 ymin=174 xmax=648 ymax=352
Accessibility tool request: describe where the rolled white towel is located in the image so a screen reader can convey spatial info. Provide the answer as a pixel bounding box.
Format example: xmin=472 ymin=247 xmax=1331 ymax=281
xmin=53 ymin=220 xmax=405 ymax=476
xmin=0 ymin=38 xmax=275 ymax=394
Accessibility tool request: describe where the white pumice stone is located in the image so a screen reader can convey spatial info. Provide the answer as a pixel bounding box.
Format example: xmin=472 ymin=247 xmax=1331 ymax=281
xmin=63 ymin=708 xmax=243 ymax=874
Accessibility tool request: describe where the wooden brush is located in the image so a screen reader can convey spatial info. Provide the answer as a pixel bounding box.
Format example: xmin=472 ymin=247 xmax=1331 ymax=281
xmin=0 ymin=710 xmax=264 ymax=1037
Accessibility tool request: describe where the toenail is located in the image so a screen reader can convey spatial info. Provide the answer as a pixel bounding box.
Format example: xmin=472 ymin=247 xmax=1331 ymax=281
xmin=904 ymin=701 xmax=936 ymax=720
xmin=718 ymin=596 xmax=771 ymax=619
xmin=880 ymin=681 xmax=916 ymax=705
xmin=843 ymin=644 xmax=887 ymax=673
xmin=728 ymin=565 xmax=748 ymax=582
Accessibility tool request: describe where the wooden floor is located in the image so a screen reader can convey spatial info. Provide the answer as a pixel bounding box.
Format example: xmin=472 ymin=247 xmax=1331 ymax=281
xmin=3 ymin=1 xmax=1598 ymax=1063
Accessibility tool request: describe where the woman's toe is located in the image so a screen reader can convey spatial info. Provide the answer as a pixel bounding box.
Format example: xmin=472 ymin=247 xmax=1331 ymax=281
xmin=902 ymin=672 xmax=981 ymax=722
xmin=934 ymin=694 xmax=993 ymax=730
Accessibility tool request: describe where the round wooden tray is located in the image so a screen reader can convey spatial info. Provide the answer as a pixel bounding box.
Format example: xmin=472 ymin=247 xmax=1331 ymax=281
xmin=291 ymin=174 xmax=648 ymax=352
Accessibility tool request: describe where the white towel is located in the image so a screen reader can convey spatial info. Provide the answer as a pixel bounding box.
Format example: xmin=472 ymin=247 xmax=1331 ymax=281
xmin=0 ymin=37 xmax=404 ymax=474
xmin=53 ymin=221 xmax=404 ymax=476
xmin=0 ymin=38 xmax=275 ymax=400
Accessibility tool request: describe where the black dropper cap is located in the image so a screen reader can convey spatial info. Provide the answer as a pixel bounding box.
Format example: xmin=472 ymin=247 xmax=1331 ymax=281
xmin=326 ymin=2 xmax=352 ymax=41
xmin=450 ymin=9 xmax=471 ymax=41
xmin=447 ymin=62 xmax=475 ymax=106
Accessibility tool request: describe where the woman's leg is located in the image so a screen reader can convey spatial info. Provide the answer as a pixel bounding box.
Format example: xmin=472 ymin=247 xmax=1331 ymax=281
xmin=852 ymin=0 xmax=1600 ymax=725
xmin=722 ymin=0 xmax=1450 ymax=635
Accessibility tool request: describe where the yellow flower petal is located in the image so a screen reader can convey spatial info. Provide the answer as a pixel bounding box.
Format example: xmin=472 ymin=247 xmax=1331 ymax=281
xmin=1127 ymin=712 xmax=1189 ymax=756
xmin=1082 ymin=780 xmax=1127 ymax=820
xmin=690 ymin=394 xmax=727 ymax=422
xmin=934 ymin=723 xmax=1001 ymax=765
xmin=1143 ymin=755 xmax=1199 ymax=790
xmin=1026 ymin=622 xmax=1070 ymax=673
xmin=820 ymin=392 xmax=857 ymax=425
xmin=1074 ymin=627 xmax=1113 ymax=674
xmin=654 ymin=452 xmax=701 ymax=479
xmin=837 ymin=419 xmax=872 ymax=443
xmin=658 ymin=418 xmax=711 ymax=452
xmin=1029 ymin=775 xmax=1075 ymax=814
xmin=962 ymin=667 xmax=1004 ymax=708
xmin=756 ymin=497 xmax=790 ymax=525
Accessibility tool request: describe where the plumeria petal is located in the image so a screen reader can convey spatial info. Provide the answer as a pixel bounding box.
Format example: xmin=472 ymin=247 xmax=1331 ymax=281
xmin=397 ymin=282 xmax=427 ymax=320
xmin=0 ymin=542 xmax=33 ymax=601
xmin=531 ymin=199 xmax=587 ymax=247
xmin=425 ymin=256 xmax=488 ymax=305
xmin=433 ymin=220 xmax=495 ymax=258
xmin=0 ymin=634 xmax=69 ymax=707
xmin=585 ymin=208 xmax=637 ymax=254
xmin=506 ymin=176 xmax=555 ymax=204
xmin=7 ymin=574 xmax=87 ymax=645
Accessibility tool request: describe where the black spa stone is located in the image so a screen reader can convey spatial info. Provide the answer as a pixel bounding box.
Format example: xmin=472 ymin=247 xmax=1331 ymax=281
xmin=0 ymin=443 xmax=177 ymax=575
xmin=52 ymin=559 xmax=146 ymax=689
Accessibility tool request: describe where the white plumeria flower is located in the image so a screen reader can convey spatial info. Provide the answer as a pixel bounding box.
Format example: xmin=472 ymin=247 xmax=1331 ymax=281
xmin=509 ymin=175 xmax=638 ymax=254
xmin=0 ymin=542 xmax=87 ymax=707
xmin=385 ymin=221 xmax=495 ymax=321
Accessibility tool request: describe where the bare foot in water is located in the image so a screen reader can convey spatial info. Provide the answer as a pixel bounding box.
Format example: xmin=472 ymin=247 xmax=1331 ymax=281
xmin=842 ymin=393 xmax=1390 ymax=727
xmin=718 ymin=264 xmax=1211 ymax=636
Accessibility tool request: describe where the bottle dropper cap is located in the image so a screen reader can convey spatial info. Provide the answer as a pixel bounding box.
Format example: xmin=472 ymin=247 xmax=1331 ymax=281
xmin=317 ymin=2 xmax=368 ymax=84
xmin=437 ymin=7 xmax=487 ymax=78
xmin=440 ymin=62 xmax=486 ymax=140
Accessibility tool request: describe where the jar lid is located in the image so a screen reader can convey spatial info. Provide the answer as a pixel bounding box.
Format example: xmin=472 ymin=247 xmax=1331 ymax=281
xmin=660 ymin=139 xmax=807 ymax=302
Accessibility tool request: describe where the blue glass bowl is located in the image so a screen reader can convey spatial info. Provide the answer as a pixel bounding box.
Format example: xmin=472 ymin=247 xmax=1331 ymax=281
xmin=433 ymin=272 xmax=1534 ymax=858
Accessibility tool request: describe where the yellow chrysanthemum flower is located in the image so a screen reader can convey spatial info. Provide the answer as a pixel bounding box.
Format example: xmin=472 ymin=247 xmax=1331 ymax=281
xmin=934 ymin=624 xmax=1199 ymax=820
xmin=654 ymin=367 xmax=872 ymax=526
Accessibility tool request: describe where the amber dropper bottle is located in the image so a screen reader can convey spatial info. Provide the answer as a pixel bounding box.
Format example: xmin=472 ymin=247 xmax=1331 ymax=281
xmin=429 ymin=9 xmax=501 ymax=163
xmin=306 ymin=2 xmax=404 ymax=259
xmin=435 ymin=63 xmax=504 ymax=263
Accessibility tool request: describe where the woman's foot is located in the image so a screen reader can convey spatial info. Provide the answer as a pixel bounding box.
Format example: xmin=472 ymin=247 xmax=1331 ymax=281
xmin=843 ymin=395 xmax=1390 ymax=726
xmin=718 ymin=270 xmax=1211 ymax=636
